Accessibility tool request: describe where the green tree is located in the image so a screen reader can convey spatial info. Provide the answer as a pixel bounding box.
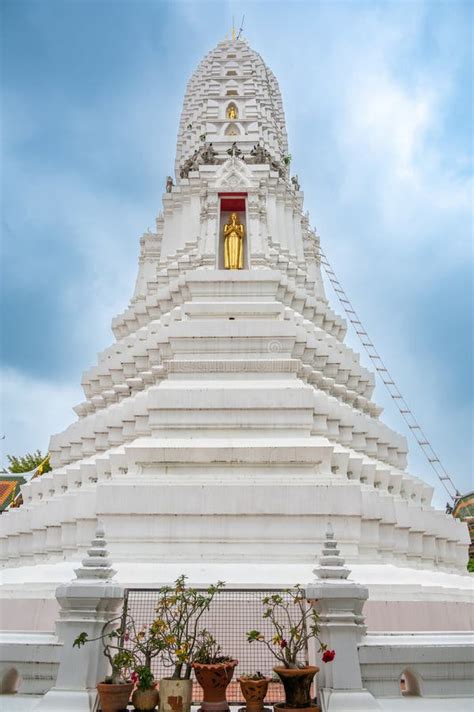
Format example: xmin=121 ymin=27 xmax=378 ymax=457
xmin=2 ymin=450 xmax=51 ymax=474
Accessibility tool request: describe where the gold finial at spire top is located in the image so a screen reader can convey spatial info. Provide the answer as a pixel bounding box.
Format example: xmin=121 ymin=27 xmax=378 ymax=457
xmin=231 ymin=16 xmax=236 ymax=41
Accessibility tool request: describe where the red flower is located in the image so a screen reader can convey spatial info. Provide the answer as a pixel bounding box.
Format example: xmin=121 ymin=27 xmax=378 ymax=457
xmin=280 ymin=639 xmax=288 ymax=649
xmin=131 ymin=671 xmax=139 ymax=684
xmin=322 ymin=649 xmax=335 ymax=663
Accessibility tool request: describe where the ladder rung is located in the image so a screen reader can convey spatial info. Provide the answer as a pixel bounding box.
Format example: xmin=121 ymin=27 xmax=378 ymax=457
xmin=321 ymin=246 xmax=460 ymax=502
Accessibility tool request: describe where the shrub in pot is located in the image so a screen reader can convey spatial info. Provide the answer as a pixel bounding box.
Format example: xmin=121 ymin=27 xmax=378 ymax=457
xmin=73 ymin=626 xmax=134 ymax=712
xmin=131 ymin=665 xmax=160 ymax=711
xmin=238 ymin=672 xmax=272 ymax=712
xmin=247 ymin=585 xmax=335 ymax=711
xmin=192 ymin=630 xmax=238 ymax=712
xmin=154 ymin=575 xmax=225 ymax=712
xmin=74 ymin=611 xmax=162 ymax=712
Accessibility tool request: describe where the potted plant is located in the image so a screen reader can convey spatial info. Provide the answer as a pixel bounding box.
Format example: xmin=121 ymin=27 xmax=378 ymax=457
xmin=247 ymin=585 xmax=335 ymax=710
xmin=73 ymin=612 xmax=162 ymax=712
xmin=131 ymin=665 xmax=160 ymax=711
xmin=192 ymin=630 xmax=238 ymax=711
xmin=74 ymin=624 xmax=134 ymax=712
xmin=154 ymin=575 xmax=225 ymax=712
xmin=238 ymin=671 xmax=272 ymax=712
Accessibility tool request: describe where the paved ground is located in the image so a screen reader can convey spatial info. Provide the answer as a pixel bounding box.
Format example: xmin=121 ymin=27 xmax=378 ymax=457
xmin=378 ymin=699 xmax=473 ymax=711
xmin=3 ymin=694 xmax=474 ymax=711
xmin=1 ymin=695 xmax=42 ymax=711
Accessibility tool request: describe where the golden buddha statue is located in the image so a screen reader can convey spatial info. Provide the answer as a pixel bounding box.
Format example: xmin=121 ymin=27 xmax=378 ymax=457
xmin=227 ymin=104 xmax=238 ymax=119
xmin=224 ymin=213 xmax=244 ymax=269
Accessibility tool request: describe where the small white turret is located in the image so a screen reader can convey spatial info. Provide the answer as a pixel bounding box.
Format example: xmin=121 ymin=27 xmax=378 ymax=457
xmin=74 ymin=523 xmax=116 ymax=581
xmin=313 ymin=523 xmax=350 ymax=580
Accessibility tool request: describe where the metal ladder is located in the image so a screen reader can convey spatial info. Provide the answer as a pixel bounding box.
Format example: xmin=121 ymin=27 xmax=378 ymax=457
xmin=316 ymin=243 xmax=461 ymax=502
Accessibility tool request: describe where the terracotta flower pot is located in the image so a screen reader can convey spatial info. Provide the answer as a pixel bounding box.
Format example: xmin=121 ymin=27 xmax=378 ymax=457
xmin=159 ymin=678 xmax=193 ymax=712
xmin=273 ymin=667 xmax=319 ymax=710
xmin=238 ymin=676 xmax=271 ymax=712
xmin=192 ymin=660 xmax=238 ymax=711
xmin=132 ymin=681 xmax=160 ymax=711
xmin=97 ymin=681 xmax=134 ymax=712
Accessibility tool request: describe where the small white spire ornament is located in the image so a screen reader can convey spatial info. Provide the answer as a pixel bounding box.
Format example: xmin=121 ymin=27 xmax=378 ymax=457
xmin=313 ymin=523 xmax=350 ymax=580
xmin=74 ymin=523 xmax=116 ymax=581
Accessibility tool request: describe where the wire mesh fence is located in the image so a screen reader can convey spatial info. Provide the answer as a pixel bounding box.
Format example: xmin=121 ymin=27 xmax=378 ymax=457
xmin=121 ymin=587 xmax=311 ymax=705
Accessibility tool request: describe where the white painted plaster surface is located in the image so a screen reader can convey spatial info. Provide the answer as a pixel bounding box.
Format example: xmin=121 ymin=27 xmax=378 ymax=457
xmin=0 ymin=36 xmax=471 ymax=660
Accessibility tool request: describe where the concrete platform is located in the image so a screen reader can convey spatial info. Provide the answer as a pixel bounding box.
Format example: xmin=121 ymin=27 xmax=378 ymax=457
xmin=3 ymin=696 xmax=474 ymax=712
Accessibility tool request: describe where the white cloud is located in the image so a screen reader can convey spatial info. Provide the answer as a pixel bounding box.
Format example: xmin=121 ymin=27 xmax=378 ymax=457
xmin=266 ymin=5 xmax=473 ymax=499
xmin=0 ymin=368 xmax=81 ymax=465
xmin=1 ymin=1 xmax=471 ymax=503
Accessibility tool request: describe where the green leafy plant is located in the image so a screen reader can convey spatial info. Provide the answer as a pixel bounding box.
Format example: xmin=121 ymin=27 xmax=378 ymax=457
xmin=74 ymin=623 xmax=133 ymax=684
xmin=2 ymin=450 xmax=51 ymax=474
xmin=282 ymin=154 xmax=292 ymax=166
xmin=239 ymin=671 xmax=266 ymax=680
xmin=73 ymin=613 xmax=163 ymax=685
xmin=468 ymin=558 xmax=474 ymax=573
xmin=246 ymin=584 xmax=333 ymax=669
xmin=153 ymin=575 xmax=225 ymax=678
xmin=193 ymin=630 xmax=233 ymax=664
xmin=131 ymin=665 xmax=155 ymax=691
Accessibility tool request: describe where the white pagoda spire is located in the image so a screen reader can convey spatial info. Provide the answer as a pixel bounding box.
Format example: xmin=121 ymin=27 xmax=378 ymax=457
xmin=175 ymin=36 xmax=288 ymax=177
xmin=0 ymin=36 xmax=470 ymax=641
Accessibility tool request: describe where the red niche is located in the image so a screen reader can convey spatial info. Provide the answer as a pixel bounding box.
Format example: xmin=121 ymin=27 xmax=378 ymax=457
xmin=219 ymin=192 xmax=247 ymax=212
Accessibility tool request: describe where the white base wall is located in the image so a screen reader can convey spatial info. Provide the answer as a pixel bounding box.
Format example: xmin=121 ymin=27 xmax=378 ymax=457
xmin=2 ymin=631 xmax=473 ymax=702
xmin=359 ymin=632 xmax=474 ymax=698
xmin=0 ymin=561 xmax=472 ymax=633
xmin=0 ymin=633 xmax=60 ymax=695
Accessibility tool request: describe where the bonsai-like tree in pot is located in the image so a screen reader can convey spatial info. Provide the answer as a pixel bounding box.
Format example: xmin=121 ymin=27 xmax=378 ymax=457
xmin=153 ymin=575 xmax=225 ymax=712
xmin=247 ymin=585 xmax=335 ymax=710
xmin=73 ymin=613 xmax=162 ymax=712
xmin=238 ymin=671 xmax=272 ymax=712
xmin=192 ymin=630 xmax=238 ymax=712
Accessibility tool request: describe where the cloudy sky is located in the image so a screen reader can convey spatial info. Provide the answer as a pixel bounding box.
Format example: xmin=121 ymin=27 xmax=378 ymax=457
xmin=1 ymin=0 xmax=472 ymax=506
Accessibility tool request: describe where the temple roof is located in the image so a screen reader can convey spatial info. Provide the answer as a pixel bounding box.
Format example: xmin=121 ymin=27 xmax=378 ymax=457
xmin=0 ymin=475 xmax=25 ymax=512
xmin=453 ymin=492 xmax=474 ymax=519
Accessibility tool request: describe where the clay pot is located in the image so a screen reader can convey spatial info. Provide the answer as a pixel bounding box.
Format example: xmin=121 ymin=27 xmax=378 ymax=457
xmin=97 ymin=681 xmax=134 ymax=712
xmin=192 ymin=660 xmax=238 ymax=711
xmin=159 ymin=678 xmax=193 ymax=712
xmin=238 ymin=676 xmax=271 ymax=712
xmin=132 ymin=682 xmax=160 ymax=711
xmin=273 ymin=667 xmax=319 ymax=710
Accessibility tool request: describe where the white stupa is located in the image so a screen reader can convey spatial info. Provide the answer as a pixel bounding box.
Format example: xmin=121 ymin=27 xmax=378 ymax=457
xmin=0 ymin=36 xmax=471 ymax=636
